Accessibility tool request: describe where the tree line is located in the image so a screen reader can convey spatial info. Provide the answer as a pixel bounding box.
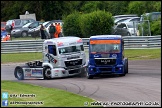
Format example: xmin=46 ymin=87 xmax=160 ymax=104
xmin=1 ymin=1 xmax=161 ymax=21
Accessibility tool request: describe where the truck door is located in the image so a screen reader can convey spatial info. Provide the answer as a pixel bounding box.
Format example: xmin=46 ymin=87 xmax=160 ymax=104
xmin=48 ymin=45 xmax=57 ymax=56
xmin=46 ymin=45 xmax=58 ymax=66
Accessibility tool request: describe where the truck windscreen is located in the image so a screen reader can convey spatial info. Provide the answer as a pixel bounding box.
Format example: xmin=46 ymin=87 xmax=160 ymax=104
xmin=90 ymin=40 xmax=121 ymax=53
xmin=58 ymin=45 xmax=84 ymax=54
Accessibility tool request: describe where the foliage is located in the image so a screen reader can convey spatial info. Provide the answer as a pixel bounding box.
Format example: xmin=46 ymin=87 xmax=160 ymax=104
xmin=138 ymin=19 xmax=161 ymax=36
xmin=105 ymin=1 xmax=130 ymax=15
xmin=138 ymin=21 xmax=151 ymax=36
xmin=1 ymin=1 xmax=161 ymax=36
xmin=138 ymin=13 xmax=161 ymax=36
xmin=79 ymin=10 xmax=114 ymax=38
xmin=128 ymin=1 xmax=145 ymax=16
xmin=128 ymin=1 xmax=161 ymax=17
xmin=62 ymin=11 xmax=82 ymax=37
xmin=80 ymin=1 xmax=103 ymax=13
xmin=1 ymin=1 xmax=161 ymax=21
xmin=150 ymin=20 xmax=161 ymax=35
xmin=154 ymin=2 xmax=161 ymax=11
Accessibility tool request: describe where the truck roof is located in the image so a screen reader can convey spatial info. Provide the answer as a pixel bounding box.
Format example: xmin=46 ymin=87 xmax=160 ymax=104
xmin=90 ymin=35 xmax=122 ymax=40
xmin=43 ymin=36 xmax=83 ymax=46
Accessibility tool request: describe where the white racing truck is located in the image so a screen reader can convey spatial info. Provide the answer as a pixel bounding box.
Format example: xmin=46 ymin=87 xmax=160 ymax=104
xmin=14 ymin=36 xmax=87 ymax=80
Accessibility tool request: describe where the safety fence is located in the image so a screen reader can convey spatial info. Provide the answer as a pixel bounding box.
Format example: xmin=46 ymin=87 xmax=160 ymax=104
xmin=1 ymin=36 xmax=161 ymax=53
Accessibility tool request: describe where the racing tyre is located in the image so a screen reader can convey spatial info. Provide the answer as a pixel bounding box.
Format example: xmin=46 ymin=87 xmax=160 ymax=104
xmin=120 ymin=58 xmax=128 ymax=76
xmin=21 ymin=31 xmax=28 ymax=37
xmin=14 ymin=66 xmax=24 ymax=80
xmin=43 ymin=67 xmax=51 ymax=79
xmin=125 ymin=58 xmax=128 ymax=74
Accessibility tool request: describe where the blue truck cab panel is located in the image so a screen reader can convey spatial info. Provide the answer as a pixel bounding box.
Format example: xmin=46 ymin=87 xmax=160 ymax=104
xmin=87 ymin=35 xmax=128 ymax=79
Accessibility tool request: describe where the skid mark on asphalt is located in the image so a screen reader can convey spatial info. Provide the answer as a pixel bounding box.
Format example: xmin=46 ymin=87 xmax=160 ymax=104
xmin=69 ymin=82 xmax=86 ymax=94
xmin=55 ymin=81 xmax=99 ymax=98
xmin=69 ymin=83 xmax=81 ymax=94
xmin=87 ymin=85 xmax=100 ymax=98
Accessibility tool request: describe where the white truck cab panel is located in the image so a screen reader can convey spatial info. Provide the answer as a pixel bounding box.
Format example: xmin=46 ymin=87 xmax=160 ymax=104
xmin=42 ymin=36 xmax=86 ymax=79
xmin=14 ymin=36 xmax=86 ymax=80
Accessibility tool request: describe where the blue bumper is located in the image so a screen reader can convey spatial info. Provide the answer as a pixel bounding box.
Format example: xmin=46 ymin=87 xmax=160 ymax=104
xmin=88 ymin=65 xmax=124 ymax=75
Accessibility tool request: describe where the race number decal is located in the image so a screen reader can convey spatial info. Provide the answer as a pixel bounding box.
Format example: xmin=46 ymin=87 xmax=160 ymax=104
xmin=114 ymin=45 xmax=119 ymax=50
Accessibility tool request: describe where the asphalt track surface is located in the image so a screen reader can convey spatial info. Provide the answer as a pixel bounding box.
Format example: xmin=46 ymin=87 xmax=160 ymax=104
xmin=1 ymin=59 xmax=161 ymax=107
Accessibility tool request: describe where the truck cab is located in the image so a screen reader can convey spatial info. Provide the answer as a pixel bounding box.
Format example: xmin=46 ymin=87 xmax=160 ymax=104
xmin=86 ymin=35 xmax=128 ymax=79
xmin=42 ymin=36 xmax=86 ymax=79
xmin=14 ymin=36 xmax=86 ymax=80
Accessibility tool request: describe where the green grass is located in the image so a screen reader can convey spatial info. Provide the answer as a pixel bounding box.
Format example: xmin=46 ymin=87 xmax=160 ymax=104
xmin=1 ymin=81 xmax=94 ymax=107
xmin=125 ymin=48 xmax=161 ymax=60
xmin=1 ymin=52 xmax=43 ymax=64
xmin=1 ymin=49 xmax=161 ymax=64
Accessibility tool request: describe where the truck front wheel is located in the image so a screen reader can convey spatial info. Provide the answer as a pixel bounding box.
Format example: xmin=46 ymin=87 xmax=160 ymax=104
xmin=43 ymin=67 xmax=51 ymax=79
xmin=124 ymin=59 xmax=128 ymax=74
xmin=120 ymin=59 xmax=128 ymax=76
xmin=14 ymin=66 xmax=24 ymax=80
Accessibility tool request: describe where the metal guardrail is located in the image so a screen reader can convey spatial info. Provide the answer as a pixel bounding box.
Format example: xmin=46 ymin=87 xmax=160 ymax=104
xmin=1 ymin=36 xmax=161 ymax=53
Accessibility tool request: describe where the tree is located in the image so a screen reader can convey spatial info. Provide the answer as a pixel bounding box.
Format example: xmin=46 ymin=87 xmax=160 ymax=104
xmin=80 ymin=1 xmax=102 ymax=13
xmin=106 ymin=1 xmax=130 ymax=15
xmin=128 ymin=1 xmax=146 ymax=16
xmin=150 ymin=19 xmax=161 ymax=35
xmin=153 ymin=1 xmax=161 ymax=11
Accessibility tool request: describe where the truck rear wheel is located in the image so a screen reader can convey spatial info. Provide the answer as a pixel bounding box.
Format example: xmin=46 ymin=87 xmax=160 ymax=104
xmin=43 ymin=67 xmax=51 ymax=79
xmin=14 ymin=66 xmax=24 ymax=80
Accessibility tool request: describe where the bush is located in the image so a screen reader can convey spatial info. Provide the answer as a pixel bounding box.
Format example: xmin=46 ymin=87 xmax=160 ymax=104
xmin=150 ymin=20 xmax=161 ymax=35
xmin=62 ymin=12 xmax=82 ymax=37
xmin=138 ymin=15 xmax=161 ymax=36
xmin=79 ymin=10 xmax=114 ymax=38
xmin=138 ymin=21 xmax=151 ymax=36
xmin=63 ymin=10 xmax=114 ymax=38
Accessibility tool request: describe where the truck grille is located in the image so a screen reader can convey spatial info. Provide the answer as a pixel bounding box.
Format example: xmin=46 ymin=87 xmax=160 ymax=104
xmin=67 ymin=56 xmax=80 ymax=60
xmin=65 ymin=59 xmax=82 ymax=67
xmin=69 ymin=69 xmax=80 ymax=74
xmin=99 ymin=68 xmax=112 ymax=72
xmin=95 ymin=58 xmax=116 ymax=65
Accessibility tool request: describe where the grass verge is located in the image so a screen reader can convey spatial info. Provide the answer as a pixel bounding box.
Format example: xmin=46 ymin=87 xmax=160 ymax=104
xmin=1 ymin=80 xmax=94 ymax=107
xmin=125 ymin=48 xmax=161 ymax=60
xmin=1 ymin=49 xmax=161 ymax=64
